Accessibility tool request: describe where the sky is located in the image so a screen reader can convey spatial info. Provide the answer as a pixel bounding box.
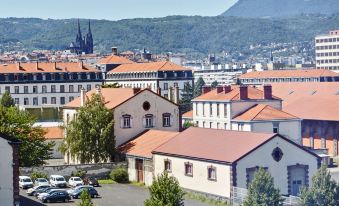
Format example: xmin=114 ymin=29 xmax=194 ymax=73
xmin=0 ymin=0 xmax=237 ymax=20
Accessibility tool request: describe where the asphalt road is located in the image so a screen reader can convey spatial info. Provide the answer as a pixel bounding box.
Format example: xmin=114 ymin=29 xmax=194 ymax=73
xmin=20 ymin=184 xmax=212 ymax=206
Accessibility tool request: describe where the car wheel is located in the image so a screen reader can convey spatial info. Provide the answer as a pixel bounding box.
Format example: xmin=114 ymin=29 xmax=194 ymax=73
xmin=64 ymin=198 xmax=69 ymax=203
xmin=47 ymin=199 xmax=51 ymax=203
xmin=93 ymin=194 xmax=97 ymax=198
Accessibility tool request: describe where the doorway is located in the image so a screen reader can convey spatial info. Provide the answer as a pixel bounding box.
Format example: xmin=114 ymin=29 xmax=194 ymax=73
xmin=135 ymin=159 xmax=144 ymax=183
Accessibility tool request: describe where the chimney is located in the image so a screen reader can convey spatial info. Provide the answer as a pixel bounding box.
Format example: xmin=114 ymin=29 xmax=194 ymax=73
xmin=80 ymin=88 xmax=86 ymax=106
xmin=202 ymin=86 xmax=211 ymax=94
xmin=133 ymin=88 xmax=141 ymax=94
xmin=16 ymin=62 xmax=21 ymax=70
xmin=263 ymin=84 xmax=272 ymax=99
xmin=174 ymin=86 xmax=179 ymax=104
xmin=239 ymin=85 xmax=248 ymax=100
xmin=224 ymin=85 xmax=231 ymax=94
xmin=112 ymin=47 xmax=118 ymax=55
xmin=168 ymin=87 xmax=174 ymax=101
xmin=36 ymin=62 xmax=39 ymax=71
xmin=216 ymin=86 xmax=223 ymax=94
xmin=79 ymin=61 xmax=83 ymax=69
xmin=157 ymin=87 xmax=161 ymax=96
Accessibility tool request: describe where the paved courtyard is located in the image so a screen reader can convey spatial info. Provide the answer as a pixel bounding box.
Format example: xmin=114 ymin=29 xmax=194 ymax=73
xmin=20 ymin=184 xmax=213 ymax=206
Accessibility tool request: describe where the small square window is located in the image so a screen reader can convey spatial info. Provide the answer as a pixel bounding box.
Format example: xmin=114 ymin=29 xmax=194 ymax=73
xmin=207 ymin=166 xmax=217 ymax=181
xmin=164 ymin=159 xmax=171 ymax=172
xmin=185 ymin=162 xmax=193 ymax=177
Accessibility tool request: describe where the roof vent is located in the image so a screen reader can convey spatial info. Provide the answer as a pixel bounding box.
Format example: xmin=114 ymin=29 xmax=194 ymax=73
xmin=310 ymin=91 xmax=317 ymax=95
xmin=335 ymin=91 xmax=339 ymax=95
xmin=288 ymin=91 xmax=294 ymax=95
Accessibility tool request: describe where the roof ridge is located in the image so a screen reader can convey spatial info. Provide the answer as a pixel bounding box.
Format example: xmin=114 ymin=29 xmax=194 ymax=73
xmin=252 ymin=104 xmax=269 ymax=120
xmin=158 ymin=61 xmax=168 ymax=71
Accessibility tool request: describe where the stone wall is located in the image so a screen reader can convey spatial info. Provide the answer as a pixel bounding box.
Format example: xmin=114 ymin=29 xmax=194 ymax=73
xmin=20 ymin=162 xmax=126 ymax=179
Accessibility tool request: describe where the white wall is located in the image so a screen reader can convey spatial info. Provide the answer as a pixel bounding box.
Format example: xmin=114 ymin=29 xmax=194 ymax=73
xmin=193 ymin=102 xmax=231 ymax=129
xmin=231 ymin=100 xmax=282 ymax=118
xmin=0 ymin=137 xmax=13 ymax=206
xmin=153 ymin=154 xmax=232 ymax=198
xmin=127 ymin=157 xmax=153 ymax=186
xmin=236 ymin=135 xmax=319 ymax=195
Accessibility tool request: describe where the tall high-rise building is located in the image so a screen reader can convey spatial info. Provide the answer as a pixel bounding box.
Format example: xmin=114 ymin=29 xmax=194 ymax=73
xmin=315 ymin=30 xmax=339 ymax=72
xmin=69 ymin=20 xmax=94 ymax=54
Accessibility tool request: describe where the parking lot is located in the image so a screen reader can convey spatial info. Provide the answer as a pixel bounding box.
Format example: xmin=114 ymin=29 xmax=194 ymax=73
xmin=20 ymin=184 xmax=212 ymax=206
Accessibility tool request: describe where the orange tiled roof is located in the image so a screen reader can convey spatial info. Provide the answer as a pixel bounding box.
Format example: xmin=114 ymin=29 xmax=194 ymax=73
xmin=64 ymin=88 xmax=136 ymax=109
xmin=0 ymin=62 xmax=98 ymax=74
xmin=108 ymin=61 xmax=190 ymax=73
xmin=118 ymin=130 xmax=179 ymax=158
xmin=97 ymin=55 xmax=134 ymax=64
xmin=193 ymin=86 xmax=281 ymax=101
xmin=233 ymin=104 xmax=299 ymax=121
xmin=239 ymin=69 xmax=339 ymax=79
xmin=43 ymin=127 xmax=64 ymax=140
xmin=182 ymin=110 xmax=193 ymax=118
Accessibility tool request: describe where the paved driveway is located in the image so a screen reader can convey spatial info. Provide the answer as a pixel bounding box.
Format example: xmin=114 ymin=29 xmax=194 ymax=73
xmin=20 ymin=184 xmax=212 ymax=206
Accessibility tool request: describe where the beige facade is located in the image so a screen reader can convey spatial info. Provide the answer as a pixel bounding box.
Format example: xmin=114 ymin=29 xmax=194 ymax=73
xmin=0 ymin=137 xmax=14 ymax=206
xmin=127 ymin=157 xmax=153 ymax=186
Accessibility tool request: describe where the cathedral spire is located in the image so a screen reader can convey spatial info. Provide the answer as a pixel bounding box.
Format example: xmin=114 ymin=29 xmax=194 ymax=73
xmin=77 ymin=19 xmax=82 ymax=36
xmin=88 ymin=20 xmax=92 ymax=34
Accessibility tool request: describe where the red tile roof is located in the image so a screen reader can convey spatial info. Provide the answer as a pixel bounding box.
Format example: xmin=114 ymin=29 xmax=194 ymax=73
xmin=233 ymin=104 xmax=299 ymax=121
xmin=118 ymin=130 xmax=179 ymax=158
xmin=182 ymin=110 xmax=193 ymax=119
xmin=43 ymin=127 xmax=64 ymax=140
xmin=97 ymin=55 xmax=134 ymax=64
xmin=239 ymin=69 xmax=339 ymax=79
xmin=193 ymin=86 xmax=281 ymax=101
xmin=108 ymin=61 xmax=190 ymax=73
xmin=0 ymin=62 xmax=98 ymax=73
xmin=153 ymin=127 xmax=276 ymax=163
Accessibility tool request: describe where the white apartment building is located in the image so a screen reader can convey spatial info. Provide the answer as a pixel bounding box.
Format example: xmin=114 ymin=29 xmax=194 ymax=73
xmin=192 ymin=85 xmax=302 ymax=143
xmin=315 ymin=30 xmax=339 ymax=72
xmin=193 ymin=68 xmax=244 ymax=86
xmin=105 ymin=61 xmax=193 ymax=99
xmin=0 ymin=62 xmax=103 ymax=107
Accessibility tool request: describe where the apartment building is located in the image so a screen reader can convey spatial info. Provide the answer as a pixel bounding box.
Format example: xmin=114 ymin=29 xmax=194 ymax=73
xmin=315 ymin=30 xmax=339 ymax=72
xmin=193 ymin=68 xmax=244 ymax=86
xmin=0 ymin=62 xmax=103 ymax=107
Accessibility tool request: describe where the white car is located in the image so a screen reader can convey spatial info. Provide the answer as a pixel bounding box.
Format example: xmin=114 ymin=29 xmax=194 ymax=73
xmin=34 ymin=178 xmax=49 ymax=186
xmin=19 ymin=176 xmax=34 ymax=189
xmin=68 ymin=177 xmax=84 ymax=187
xmin=49 ymin=175 xmax=67 ymax=188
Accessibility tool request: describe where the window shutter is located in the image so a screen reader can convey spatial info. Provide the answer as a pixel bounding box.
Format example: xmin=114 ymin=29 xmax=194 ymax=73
xmin=130 ymin=117 xmax=133 ymax=128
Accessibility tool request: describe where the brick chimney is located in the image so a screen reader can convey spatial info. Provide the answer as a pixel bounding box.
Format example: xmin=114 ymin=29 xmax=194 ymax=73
xmin=263 ymin=84 xmax=272 ymax=99
xmin=174 ymin=86 xmax=179 ymax=104
xmin=224 ymin=85 xmax=231 ymax=94
xmin=239 ymin=86 xmax=248 ymax=100
xmin=112 ymin=47 xmax=118 ymax=55
xmin=80 ymin=88 xmax=86 ymax=106
xmin=216 ymin=86 xmax=223 ymax=94
xmin=157 ymin=87 xmax=161 ymax=96
xmin=133 ymin=88 xmax=141 ymax=94
xmin=202 ymin=86 xmax=211 ymax=94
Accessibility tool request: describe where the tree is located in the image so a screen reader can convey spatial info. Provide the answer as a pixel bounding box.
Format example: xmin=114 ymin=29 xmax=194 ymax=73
xmin=0 ymin=90 xmax=15 ymax=107
xmin=77 ymin=189 xmax=92 ymax=206
xmin=179 ymin=82 xmax=194 ymax=113
xmin=193 ymin=77 xmax=205 ymax=98
xmin=0 ymin=104 xmax=54 ymax=167
xmin=61 ymin=93 xmax=115 ymax=163
xmin=102 ymin=83 xmax=121 ymax=88
xmin=145 ymin=172 xmax=185 ymax=206
xmin=243 ymin=167 xmax=283 ymax=206
xmin=300 ymin=165 xmax=339 ymax=206
xmin=211 ymin=80 xmax=218 ymax=89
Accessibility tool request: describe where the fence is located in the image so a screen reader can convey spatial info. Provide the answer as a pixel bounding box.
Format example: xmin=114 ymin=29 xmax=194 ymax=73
xmin=231 ymin=187 xmax=301 ymax=206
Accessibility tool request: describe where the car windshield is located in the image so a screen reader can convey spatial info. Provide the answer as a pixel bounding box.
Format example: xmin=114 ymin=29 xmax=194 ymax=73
xmin=38 ymin=179 xmax=47 ymax=182
xmin=74 ymin=178 xmax=81 ymax=181
xmin=23 ymin=179 xmax=31 ymax=182
xmin=56 ymin=177 xmax=65 ymax=181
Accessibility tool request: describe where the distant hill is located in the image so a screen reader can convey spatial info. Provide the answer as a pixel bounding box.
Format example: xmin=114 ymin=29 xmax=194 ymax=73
xmin=223 ymin=0 xmax=339 ymax=18
xmin=0 ymin=14 xmax=339 ymax=54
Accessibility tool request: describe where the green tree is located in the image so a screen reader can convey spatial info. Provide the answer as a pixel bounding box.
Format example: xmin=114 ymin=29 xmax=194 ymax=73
xmin=211 ymin=80 xmax=218 ymax=89
xmin=77 ymin=189 xmax=92 ymax=206
xmin=243 ymin=167 xmax=283 ymax=206
xmin=0 ymin=105 xmax=54 ymax=166
xmin=300 ymin=165 xmax=339 ymax=206
xmin=102 ymin=83 xmax=121 ymax=88
xmin=0 ymin=90 xmax=15 ymax=107
xmin=61 ymin=93 xmax=115 ymax=163
xmin=193 ymin=77 xmax=205 ymax=98
xmin=145 ymin=172 xmax=185 ymax=206
xmin=179 ymin=82 xmax=194 ymax=113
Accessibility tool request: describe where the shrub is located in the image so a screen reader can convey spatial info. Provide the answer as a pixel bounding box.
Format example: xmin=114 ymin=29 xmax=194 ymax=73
xmin=74 ymin=170 xmax=87 ymax=179
xmin=30 ymin=171 xmax=48 ymax=181
xmin=77 ymin=189 xmax=92 ymax=206
xmin=110 ymin=167 xmax=129 ymax=183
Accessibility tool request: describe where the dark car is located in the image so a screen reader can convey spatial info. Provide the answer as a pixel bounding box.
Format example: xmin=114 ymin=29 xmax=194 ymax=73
xmin=26 ymin=185 xmax=50 ymax=196
xmin=84 ymin=177 xmax=99 ymax=187
xmin=41 ymin=190 xmax=71 ymax=203
xmin=70 ymin=187 xmax=99 ymax=199
xmin=34 ymin=187 xmax=59 ymax=198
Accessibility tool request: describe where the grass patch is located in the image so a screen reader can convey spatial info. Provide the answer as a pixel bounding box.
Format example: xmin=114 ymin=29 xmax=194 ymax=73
xmin=98 ymin=179 xmax=116 ymax=184
xmin=130 ymin=181 xmax=146 ymax=188
xmin=186 ymin=192 xmax=229 ymax=206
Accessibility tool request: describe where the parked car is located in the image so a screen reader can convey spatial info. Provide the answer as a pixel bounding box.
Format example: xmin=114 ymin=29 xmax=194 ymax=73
xmin=69 ymin=187 xmax=99 ymax=199
xmin=41 ymin=190 xmax=71 ymax=203
xmin=67 ymin=185 xmax=93 ymax=194
xmin=37 ymin=189 xmax=64 ymax=200
xmin=84 ymin=176 xmax=100 ymax=187
xmin=50 ymin=175 xmax=67 ymax=188
xmin=34 ymin=178 xmax=49 ymax=186
xmin=26 ymin=185 xmax=50 ymax=196
xmin=34 ymin=187 xmax=59 ymax=198
xmin=19 ymin=176 xmax=34 ymax=189
xmin=68 ymin=177 xmax=83 ymax=187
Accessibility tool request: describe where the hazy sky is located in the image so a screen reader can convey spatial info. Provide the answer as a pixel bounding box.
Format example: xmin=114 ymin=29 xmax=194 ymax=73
xmin=0 ymin=0 xmax=237 ymax=20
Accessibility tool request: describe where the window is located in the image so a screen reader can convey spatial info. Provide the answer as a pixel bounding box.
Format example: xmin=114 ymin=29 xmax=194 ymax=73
xmin=24 ymin=98 xmax=29 ymax=105
xmin=14 ymin=86 xmax=19 ymax=94
xmin=145 ymin=114 xmax=154 ymax=128
xmin=69 ymin=96 xmax=74 ymax=102
xmin=60 ymin=97 xmax=65 ymax=105
xmin=14 ymin=98 xmax=19 ymax=105
xmin=163 ymin=83 xmax=168 ymax=90
xmin=217 ymin=123 xmax=220 ymax=129
xmin=174 ymin=82 xmax=178 ymax=87
xmin=238 ymin=123 xmax=244 ymax=131
xmin=164 ymin=159 xmax=171 ymax=172
xmin=217 ymin=104 xmax=220 ymax=116
xmin=143 ymin=101 xmax=151 ymax=111
xmin=24 ymin=86 xmax=29 ymax=94
xmin=42 ymin=85 xmax=47 ymax=93
xmin=122 ymin=115 xmax=131 ymax=128
xmin=69 ymin=85 xmax=74 ymax=93
xmin=78 ymin=85 xmax=82 ymax=92
xmin=33 ymin=86 xmax=38 ymax=93
xmin=224 ymin=123 xmax=227 ymax=130
xmin=185 ymin=162 xmax=193 ymax=177
xmin=202 ymin=103 xmax=205 ymax=116
xmin=210 ymin=122 xmax=212 ymax=128
xmin=207 ymin=166 xmax=217 ymax=181
xmin=42 ymin=97 xmax=47 ymax=104
xmin=51 ymin=97 xmax=56 ymax=104
xmin=210 ymin=104 xmax=213 ymax=116
xmin=33 ymin=97 xmax=38 ymax=105
xmin=202 ymin=121 xmax=205 ymax=128
xmin=5 ymin=86 xmax=10 ymax=92
xmin=60 ymin=85 xmax=65 ymax=93
xmin=224 ymin=104 xmax=227 ymax=117
xmin=86 ymin=84 xmax=91 ymax=91
xmin=162 ymin=113 xmax=171 ymax=127
xmin=51 ymin=85 xmax=56 ymax=93
xmin=273 ymin=122 xmax=279 ymax=133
